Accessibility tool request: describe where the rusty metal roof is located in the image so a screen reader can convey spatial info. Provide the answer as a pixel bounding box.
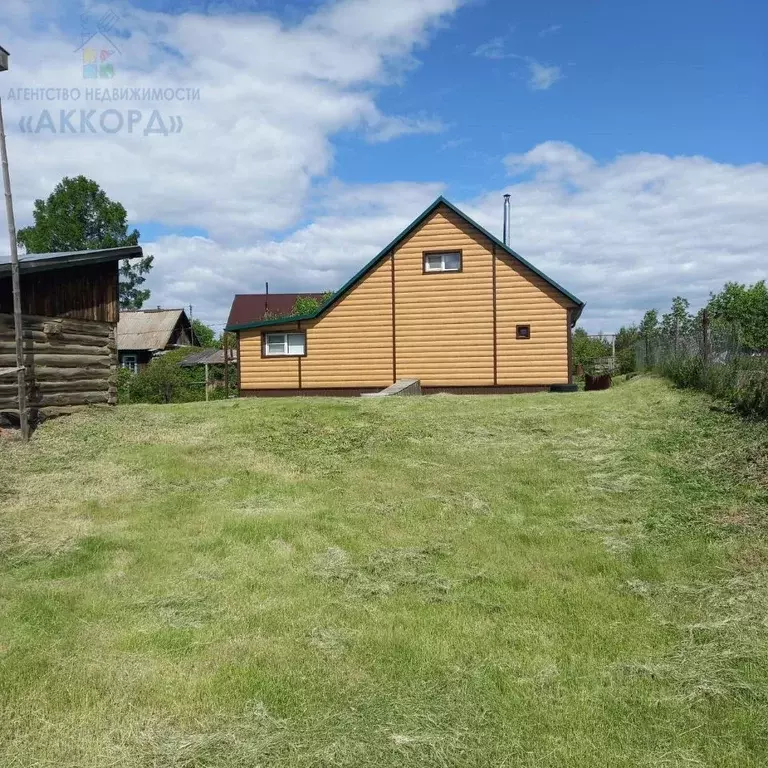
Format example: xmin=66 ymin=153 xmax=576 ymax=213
xmin=227 ymin=293 xmax=325 ymax=328
xmin=117 ymin=308 xmax=187 ymax=351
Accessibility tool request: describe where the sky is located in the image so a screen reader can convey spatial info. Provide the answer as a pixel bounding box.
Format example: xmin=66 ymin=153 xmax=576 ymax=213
xmin=1 ymin=0 xmax=766 ymax=333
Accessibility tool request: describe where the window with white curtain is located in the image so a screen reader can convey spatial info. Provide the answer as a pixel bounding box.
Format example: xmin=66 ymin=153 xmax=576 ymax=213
xmin=264 ymin=332 xmax=306 ymax=356
xmin=424 ymin=251 xmax=462 ymax=272
xmin=121 ymin=354 xmax=138 ymax=373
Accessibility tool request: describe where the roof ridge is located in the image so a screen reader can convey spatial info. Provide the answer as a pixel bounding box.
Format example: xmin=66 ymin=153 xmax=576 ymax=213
xmin=226 ymin=196 xmax=584 ymax=331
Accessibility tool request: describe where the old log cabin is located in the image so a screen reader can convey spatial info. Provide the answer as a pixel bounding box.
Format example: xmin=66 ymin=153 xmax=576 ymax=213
xmin=0 ymin=246 xmax=143 ymax=420
xmin=117 ymin=308 xmax=199 ymax=373
xmin=227 ymin=197 xmax=584 ymax=395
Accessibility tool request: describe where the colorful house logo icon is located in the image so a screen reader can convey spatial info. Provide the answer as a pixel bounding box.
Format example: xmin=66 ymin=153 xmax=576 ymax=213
xmin=75 ymin=10 xmax=122 ymax=79
xmin=82 ymin=45 xmax=117 ymax=79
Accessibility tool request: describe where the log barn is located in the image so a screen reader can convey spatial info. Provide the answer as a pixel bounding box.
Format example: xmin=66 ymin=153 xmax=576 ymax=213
xmin=226 ymin=197 xmax=584 ymax=396
xmin=0 ymin=246 xmax=143 ymax=421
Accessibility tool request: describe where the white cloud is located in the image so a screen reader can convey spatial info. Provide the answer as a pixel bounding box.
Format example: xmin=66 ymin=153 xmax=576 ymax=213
xmin=528 ymin=61 xmax=562 ymax=91
xmin=2 ymin=6 xmax=765 ymax=339
xmin=366 ymin=113 xmax=445 ymax=143
xmin=480 ymin=142 xmax=767 ymax=331
xmin=472 ymin=37 xmax=509 ymax=60
xmin=0 ymin=0 xmax=464 ymax=244
xmin=539 ymin=24 xmax=562 ymax=37
xmin=147 ymin=142 xmax=768 ymax=335
xmin=145 ymin=181 xmax=445 ymax=329
xmin=439 ymin=137 xmax=469 ymax=152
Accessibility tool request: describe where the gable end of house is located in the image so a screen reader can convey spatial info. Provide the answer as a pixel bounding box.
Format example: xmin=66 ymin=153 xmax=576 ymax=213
xmin=225 ymin=197 xmax=584 ymax=332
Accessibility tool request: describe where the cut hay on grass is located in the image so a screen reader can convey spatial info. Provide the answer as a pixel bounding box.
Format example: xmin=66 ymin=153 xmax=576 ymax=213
xmin=1 ymin=377 xmax=766 ymax=767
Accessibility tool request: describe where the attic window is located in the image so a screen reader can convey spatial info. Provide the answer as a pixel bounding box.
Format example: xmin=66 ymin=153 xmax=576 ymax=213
xmin=424 ymin=251 xmax=462 ymax=273
xmin=516 ymin=325 xmax=531 ymax=340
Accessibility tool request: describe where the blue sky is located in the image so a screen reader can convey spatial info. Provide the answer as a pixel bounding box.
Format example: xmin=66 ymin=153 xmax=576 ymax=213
xmin=339 ymin=0 xmax=767 ymax=188
xmin=1 ymin=0 xmax=766 ymax=331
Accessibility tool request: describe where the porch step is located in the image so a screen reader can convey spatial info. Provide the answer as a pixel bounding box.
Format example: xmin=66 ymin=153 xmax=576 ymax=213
xmin=361 ymin=379 xmax=421 ymax=397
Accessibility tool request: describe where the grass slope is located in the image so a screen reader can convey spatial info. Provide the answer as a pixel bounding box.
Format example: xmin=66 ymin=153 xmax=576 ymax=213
xmin=1 ymin=378 xmax=766 ymax=767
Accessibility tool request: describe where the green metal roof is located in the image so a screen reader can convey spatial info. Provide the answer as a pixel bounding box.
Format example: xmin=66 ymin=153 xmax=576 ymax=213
xmin=226 ymin=196 xmax=584 ymax=331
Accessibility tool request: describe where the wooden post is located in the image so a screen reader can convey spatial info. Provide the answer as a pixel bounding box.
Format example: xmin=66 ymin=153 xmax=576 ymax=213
xmin=204 ymin=362 xmax=209 ymax=402
xmin=674 ymin=318 xmax=679 ymax=358
xmin=223 ymin=334 xmax=229 ymax=398
xmin=0 ymin=97 xmax=28 ymax=440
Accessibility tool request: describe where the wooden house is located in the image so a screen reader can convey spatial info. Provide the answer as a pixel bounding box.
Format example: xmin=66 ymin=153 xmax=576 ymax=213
xmin=0 ymin=246 xmax=143 ymax=420
xmin=116 ymin=308 xmax=198 ymax=372
xmin=227 ymin=197 xmax=584 ymax=396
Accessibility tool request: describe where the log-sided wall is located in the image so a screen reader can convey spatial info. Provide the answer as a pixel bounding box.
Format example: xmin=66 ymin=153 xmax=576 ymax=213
xmin=0 ymin=313 xmax=117 ymax=418
xmin=239 ymin=203 xmax=577 ymax=392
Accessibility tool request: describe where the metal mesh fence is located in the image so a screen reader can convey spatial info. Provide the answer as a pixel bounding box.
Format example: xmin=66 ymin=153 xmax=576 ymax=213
xmin=634 ymin=321 xmax=742 ymax=370
xmin=634 ymin=315 xmax=767 ymax=418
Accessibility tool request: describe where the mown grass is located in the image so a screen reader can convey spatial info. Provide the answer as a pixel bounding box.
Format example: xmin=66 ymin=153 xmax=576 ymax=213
xmin=1 ymin=377 xmax=766 ymax=767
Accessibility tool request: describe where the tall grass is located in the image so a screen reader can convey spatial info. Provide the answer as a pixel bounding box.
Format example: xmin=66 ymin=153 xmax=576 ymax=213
xmin=659 ymin=355 xmax=768 ymax=419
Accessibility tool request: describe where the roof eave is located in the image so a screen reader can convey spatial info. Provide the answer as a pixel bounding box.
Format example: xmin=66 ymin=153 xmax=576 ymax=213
xmin=0 ymin=245 xmax=144 ymax=277
xmin=226 ymin=312 xmax=316 ymax=332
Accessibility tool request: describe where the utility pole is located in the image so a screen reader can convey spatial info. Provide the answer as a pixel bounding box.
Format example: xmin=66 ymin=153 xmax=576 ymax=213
xmin=702 ymin=309 xmax=710 ymax=366
xmin=0 ymin=87 xmax=29 ymax=441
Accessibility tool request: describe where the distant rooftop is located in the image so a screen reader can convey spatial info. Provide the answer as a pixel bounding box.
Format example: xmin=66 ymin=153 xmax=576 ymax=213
xmin=117 ymin=307 xmax=190 ymax=352
xmin=228 ymin=293 xmax=326 ymax=327
xmin=179 ymin=348 xmax=238 ymax=366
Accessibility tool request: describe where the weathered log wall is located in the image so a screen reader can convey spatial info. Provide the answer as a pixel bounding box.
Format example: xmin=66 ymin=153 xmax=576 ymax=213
xmin=0 ymin=261 xmax=119 ymax=322
xmin=0 ymin=313 xmax=117 ymax=418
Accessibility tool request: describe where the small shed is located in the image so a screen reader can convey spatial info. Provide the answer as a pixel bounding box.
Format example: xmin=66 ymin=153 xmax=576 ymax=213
xmin=117 ymin=308 xmax=198 ymax=372
xmin=178 ymin=348 xmax=238 ymax=367
xmin=179 ymin=347 xmax=238 ymax=400
xmin=0 ymin=245 xmax=143 ymax=421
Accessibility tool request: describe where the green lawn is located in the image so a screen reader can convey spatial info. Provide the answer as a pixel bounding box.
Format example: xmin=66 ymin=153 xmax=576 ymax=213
xmin=1 ymin=377 xmax=766 ymax=767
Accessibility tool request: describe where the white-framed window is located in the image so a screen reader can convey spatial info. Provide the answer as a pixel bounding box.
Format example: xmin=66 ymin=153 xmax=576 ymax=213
xmin=424 ymin=251 xmax=462 ymax=273
xmin=121 ymin=353 xmax=138 ymax=373
xmin=264 ymin=332 xmax=306 ymax=357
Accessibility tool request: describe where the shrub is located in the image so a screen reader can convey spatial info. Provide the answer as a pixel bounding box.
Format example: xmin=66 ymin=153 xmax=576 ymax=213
xmin=659 ymin=354 xmax=768 ymax=420
xmin=119 ymin=348 xmax=201 ymax=404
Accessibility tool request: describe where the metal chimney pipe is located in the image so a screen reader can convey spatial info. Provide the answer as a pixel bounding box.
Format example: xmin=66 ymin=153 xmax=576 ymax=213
xmin=503 ymin=194 xmax=511 ymax=247
xmin=265 ymin=281 xmax=269 ymax=315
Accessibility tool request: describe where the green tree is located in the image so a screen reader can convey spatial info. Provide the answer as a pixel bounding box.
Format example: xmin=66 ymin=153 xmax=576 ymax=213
xmin=707 ymin=281 xmax=768 ymax=351
xmin=16 ymin=175 xmax=153 ymax=309
xmin=218 ymin=330 xmax=237 ymax=351
xmin=639 ymin=309 xmax=659 ymax=339
xmin=291 ymin=291 xmax=335 ymax=316
xmin=614 ymin=324 xmax=640 ymax=374
xmin=661 ymin=296 xmax=694 ymax=339
xmin=119 ymin=256 xmax=154 ymax=310
xmin=292 ymin=295 xmax=322 ymax=315
xmin=572 ymin=328 xmax=612 ymax=374
xmin=192 ymin=318 xmax=217 ymax=348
